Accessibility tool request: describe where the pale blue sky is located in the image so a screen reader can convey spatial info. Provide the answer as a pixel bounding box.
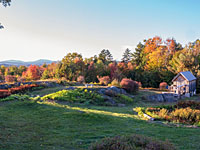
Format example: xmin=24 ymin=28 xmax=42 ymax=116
xmin=0 ymin=0 xmax=200 ymax=61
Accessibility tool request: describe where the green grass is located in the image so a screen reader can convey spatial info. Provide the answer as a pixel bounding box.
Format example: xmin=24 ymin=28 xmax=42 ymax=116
xmin=0 ymin=100 xmax=200 ymax=150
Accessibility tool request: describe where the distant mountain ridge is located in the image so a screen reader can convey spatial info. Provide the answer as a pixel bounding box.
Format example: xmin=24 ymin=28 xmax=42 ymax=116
xmin=0 ymin=59 xmax=56 ymax=66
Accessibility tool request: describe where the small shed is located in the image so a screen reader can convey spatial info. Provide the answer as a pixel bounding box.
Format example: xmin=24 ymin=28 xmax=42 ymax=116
xmin=170 ymin=71 xmax=196 ymax=97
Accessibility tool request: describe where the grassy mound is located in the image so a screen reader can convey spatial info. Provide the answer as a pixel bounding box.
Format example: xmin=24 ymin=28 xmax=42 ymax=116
xmin=41 ymin=89 xmax=104 ymax=105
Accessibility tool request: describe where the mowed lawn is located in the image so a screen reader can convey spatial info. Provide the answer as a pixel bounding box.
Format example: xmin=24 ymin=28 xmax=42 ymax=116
xmin=0 ymin=100 xmax=200 ymax=150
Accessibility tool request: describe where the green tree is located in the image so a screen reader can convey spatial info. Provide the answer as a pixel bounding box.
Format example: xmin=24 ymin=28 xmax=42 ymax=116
xmin=0 ymin=65 xmax=6 ymax=75
xmin=59 ymin=53 xmax=85 ymax=80
xmin=9 ymin=65 xmax=18 ymax=75
xmin=41 ymin=69 xmax=50 ymax=79
xmin=121 ymin=48 xmax=132 ymax=63
xmin=169 ymin=43 xmax=200 ymax=76
xmin=18 ymin=65 xmax=27 ymax=76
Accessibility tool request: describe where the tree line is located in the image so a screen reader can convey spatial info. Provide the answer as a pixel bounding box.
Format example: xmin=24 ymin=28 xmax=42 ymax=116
xmin=1 ymin=36 xmax=200 ymax=89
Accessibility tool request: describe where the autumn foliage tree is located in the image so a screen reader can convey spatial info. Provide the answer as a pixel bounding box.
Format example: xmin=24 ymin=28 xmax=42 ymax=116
xmin=5 ymin=75 xmax=16 ymax=82
xmin=22 ymin=65 xmax=42 ymax=80
xmin=59 ymin=53 xmax=85 ymax=81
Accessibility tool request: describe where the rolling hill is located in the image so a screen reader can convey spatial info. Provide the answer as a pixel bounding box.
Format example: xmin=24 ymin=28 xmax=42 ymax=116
xmin=0 ymin=59 xmax=55 ymax=66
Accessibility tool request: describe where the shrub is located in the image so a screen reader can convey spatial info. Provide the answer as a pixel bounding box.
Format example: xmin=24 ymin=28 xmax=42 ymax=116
xmin=175 ymin=101 xmax=200 ymax=110
xmin=90 ymin=134 xmax=175 ymax=150
xmin=0 ymin=94 xmax=32 ymax=102
xmin=135 ymin=81 xmax=142 ymax=88
xmin=170 ymin=107 xmax=200 ymax=124
xmin=159 ymin=82 xmax=168 ymax=90
xmin=158 ymin=108 xmax=169 ymax=119
xmin=110 ymin=79 xmax=120 ymax=87
xmin=5 ymin=75 xmax=16 ymax=82
xmin=17 ymin=77 xmax=26 ymax=82
xmin=0 ymin=90 xmax=11 ymax=98
xmin=97 ymin=76 xmax=110 ymax=86
xmin=117 ymin=94 xmax=133 ymax=103
xmin=0 ymin=84 xmax=40 ymax=99
xmin=120 ymin=78 xmax=138 ymax=93
xmin=9 ymin=84 xmax=39 ymax=94
xmin=77 ymin=75 xmax=85 ymax=83
xmin=143 ymin=103 xmax=200 ymax=125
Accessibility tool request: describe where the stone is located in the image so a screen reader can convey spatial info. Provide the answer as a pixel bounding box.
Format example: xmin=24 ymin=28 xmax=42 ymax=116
xmin=98 ymin=89 xmax=106 ymax=95
xmin=120 ymin=89 xmax=127 ymax=94
xmin=105 ymin=89 xmax=117 ymax=97
xmin=146 ymin=93 xmax=178 ymax=102
xmin=118 ymin=103 xmax=126 ymax=107
xmin=147 ymin=94 xmax=165 ymax=102
xmin=103 ymin=95 xmax=116 ymax=105
xmin=109 ymin=86 xmax=121 ymax=93
xmin=65 ymin=86 xmax=76 ymax=90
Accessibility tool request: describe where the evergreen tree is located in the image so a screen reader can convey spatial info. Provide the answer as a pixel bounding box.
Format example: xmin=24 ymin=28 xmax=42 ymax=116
xmin=121 ymin=48 xmax=132 ymax=63
xmin=132 ymin=42 xmax=145 ymax=67
xmin=98 ymin=49 xmax=113 ymax=64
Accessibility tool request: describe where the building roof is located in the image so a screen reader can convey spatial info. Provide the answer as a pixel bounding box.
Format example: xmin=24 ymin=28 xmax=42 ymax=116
xmin=172 ymin=71 xmax=196 ymax=82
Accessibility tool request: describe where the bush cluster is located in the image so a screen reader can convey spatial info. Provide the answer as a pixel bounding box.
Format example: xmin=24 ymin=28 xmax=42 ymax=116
xmin=170 ymin=107 xmax=200 ymax=124
xmin=139 ymin=101 xmax=200 ymax=125
xmin=5 ymin=75 xmax=16 ymax=82
xmin=109 ymin=79 xmax=120 ymax=87
xmin=77 ymin=75 xmax=85 ymax=83
xmin=159 ymin=82 xmax=168 ymax=90
xmin=9 ymin=84 xmax=39 ymax=94
xmin=0 ymin=90 xmax=11 ymax=98
xmin=175 ymin=101 xmax=200 ymax=110
xmin=90 ymin=134 xmax=175 ymax=150
xmin=97 ymin=76 xmax=110 ymax=86
xmin=0 ymin=84 xmax=39 ymax=98
xmin=117 ymin=94 xmax=133 ymax=103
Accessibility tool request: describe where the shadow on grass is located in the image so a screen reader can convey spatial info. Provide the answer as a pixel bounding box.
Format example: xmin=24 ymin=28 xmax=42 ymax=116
xmin=38 ymin=101 xmax=138 ymax=119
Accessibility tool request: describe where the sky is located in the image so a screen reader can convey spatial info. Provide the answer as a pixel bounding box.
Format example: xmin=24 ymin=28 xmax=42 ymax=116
xmin=0 ymin=0 xmax=200 ymax=61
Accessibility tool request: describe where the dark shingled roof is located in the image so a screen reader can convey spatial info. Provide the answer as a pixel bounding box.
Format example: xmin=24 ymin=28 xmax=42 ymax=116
xmin=172 ymin=71 xmax=196 ymax=82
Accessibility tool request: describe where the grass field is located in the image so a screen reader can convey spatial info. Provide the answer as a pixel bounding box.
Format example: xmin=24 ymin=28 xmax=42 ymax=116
xmin=0 ymin=88 xmax=200 ymax=150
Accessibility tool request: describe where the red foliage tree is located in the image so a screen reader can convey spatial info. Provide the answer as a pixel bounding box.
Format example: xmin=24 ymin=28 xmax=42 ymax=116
xmin=144 ymin=36 xmax=162 ymax=54
xmin=108 ymin=62 xmax=117 ymax=80
xmin=165 ymin=38 xmax=176 ymax=55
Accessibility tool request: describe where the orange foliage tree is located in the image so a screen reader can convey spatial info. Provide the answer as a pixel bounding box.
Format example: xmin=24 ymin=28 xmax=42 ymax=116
xmin=22 ymin=65 xmax=42 ymax=80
